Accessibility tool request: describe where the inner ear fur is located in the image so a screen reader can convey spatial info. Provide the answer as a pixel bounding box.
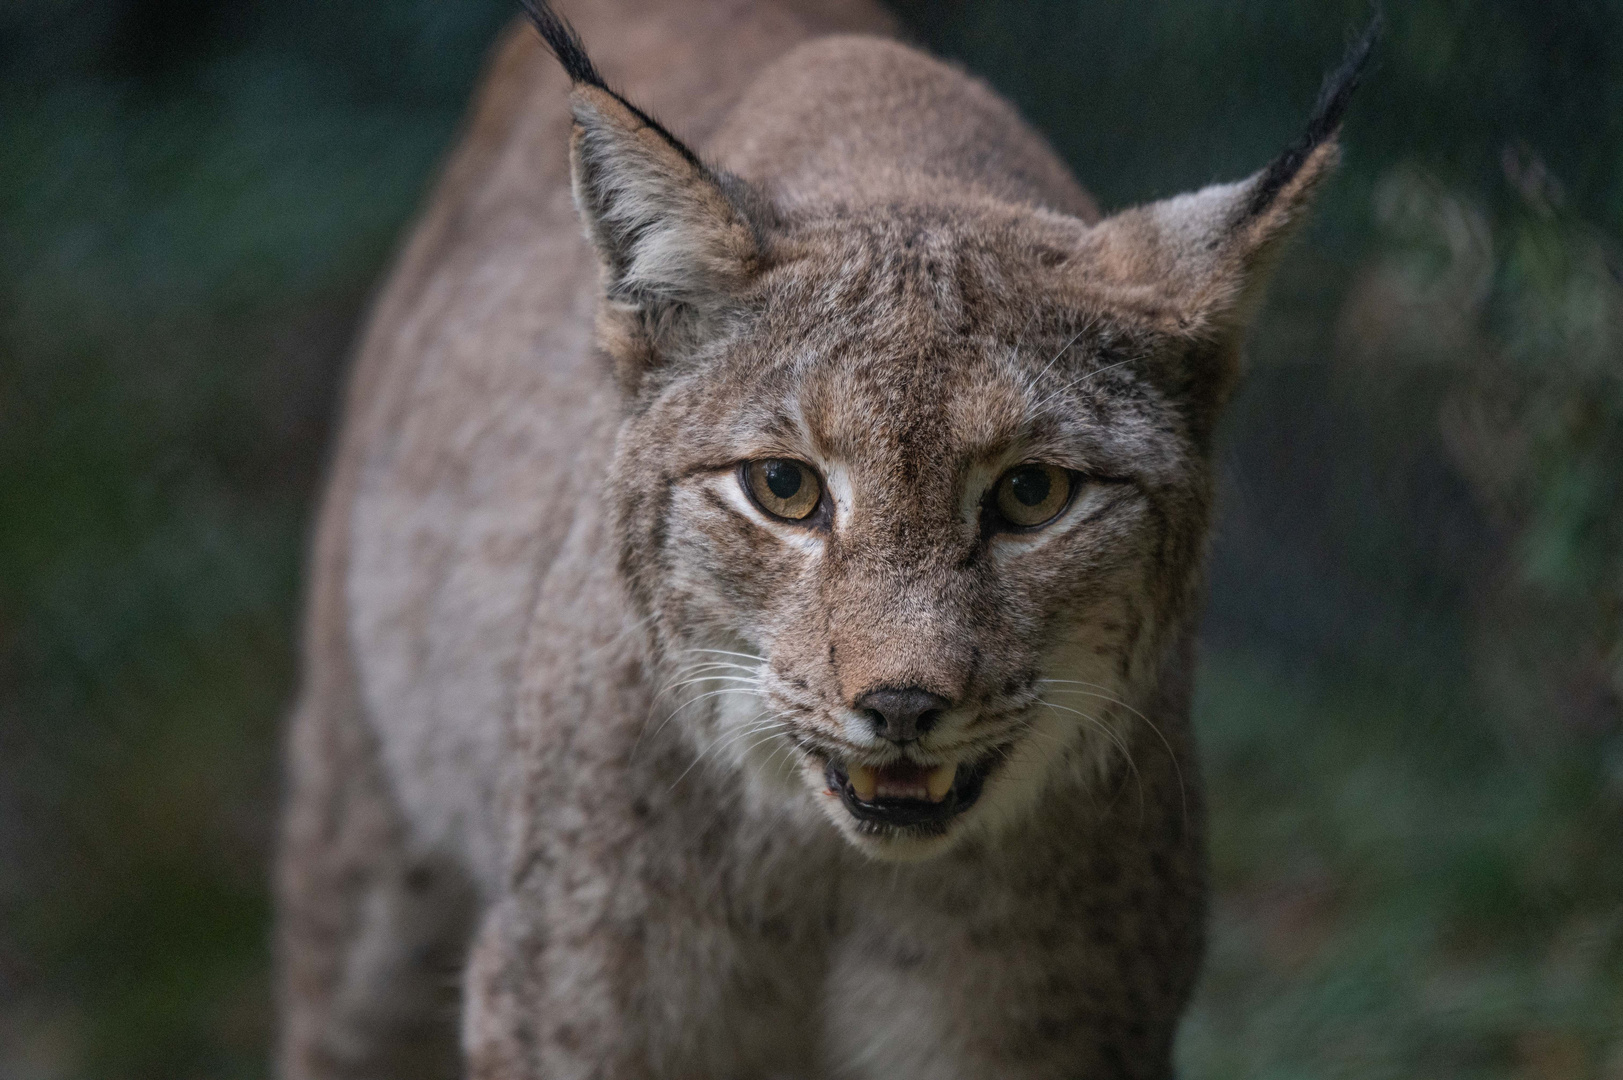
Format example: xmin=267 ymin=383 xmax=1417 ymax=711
xmin=1082 ymin=13 xmax=1380 ymax=393
xmin=569 ymin=90 xmax=764 ymax=311
xmin=523 ymin=0 xmax=767 ymax=391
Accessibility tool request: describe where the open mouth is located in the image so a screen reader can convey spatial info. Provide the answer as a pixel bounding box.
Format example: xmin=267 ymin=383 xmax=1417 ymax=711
xmin=824 ymin=753 xmax=996 ymax=832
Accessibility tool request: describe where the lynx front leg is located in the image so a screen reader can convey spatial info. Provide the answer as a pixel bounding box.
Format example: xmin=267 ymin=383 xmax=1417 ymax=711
xmin=275 ymin=686 xmax=475 ymax=1080
xmin=462 ymin=896 xmax=628 ymax=1080
xmin=825 ymin=816 xmax=1203 ymax=1080
xmin=463 ymin=900 xmax=833 ymax=1080
xmin=462 ymin=825 xmax=834 ymax=1080
xmin=824 ymin=922 xmax=1187 ymax=1080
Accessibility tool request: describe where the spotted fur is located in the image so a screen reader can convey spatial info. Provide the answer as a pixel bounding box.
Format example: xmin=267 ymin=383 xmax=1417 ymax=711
xmin=276 ymin=1 xmax=1372 ymax=1077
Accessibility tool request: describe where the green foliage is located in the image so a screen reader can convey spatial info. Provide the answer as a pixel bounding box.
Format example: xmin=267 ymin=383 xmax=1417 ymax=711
xmin=1184 ymin=655 xmax=1623 ymax=1079
xmin=0 ymin=4 xmax=500 ymax=1074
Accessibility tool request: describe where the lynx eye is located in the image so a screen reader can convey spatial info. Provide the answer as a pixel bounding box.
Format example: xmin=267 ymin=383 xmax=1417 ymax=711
xmin=992 ymin=463 xmax=1072 ymax=529
xmin=743 ymin=459 xmax=822 ymax=522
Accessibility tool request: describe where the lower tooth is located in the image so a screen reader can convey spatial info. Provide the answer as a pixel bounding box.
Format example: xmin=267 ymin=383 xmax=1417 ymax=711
xmin=926 ymin=763 xmax=957 ymax=802
xmin=848 ymin=764 xmax=878 ymax=802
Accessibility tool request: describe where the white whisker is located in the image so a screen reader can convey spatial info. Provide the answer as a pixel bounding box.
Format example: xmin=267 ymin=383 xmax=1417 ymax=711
xmin=669 ymin=718 xmax=792 ymax=792
xmin=680 ymin=648 xmax=767 ymax=664
xmin=1026 ymin=324 xmax=1091 ymax=395
xmin=1038 ymin=681 xmax=1188 ymax=826
xmin=1036 ymin=699 xmax=1145 ymax=817
xmin=638 ymin=686 xmax=767 ymax=755
xmin=1030 ymin=348 xmax=1148 ymax=413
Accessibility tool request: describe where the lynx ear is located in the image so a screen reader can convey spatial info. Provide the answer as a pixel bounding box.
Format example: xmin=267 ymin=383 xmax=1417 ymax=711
xmin=1086 ymin=14 xmax=1379 ymax=389
xmin=522 ymin=0 xmax=764 ymax=388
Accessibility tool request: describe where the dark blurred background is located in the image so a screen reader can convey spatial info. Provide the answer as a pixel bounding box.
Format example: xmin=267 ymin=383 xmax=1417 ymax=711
xmin=1 ymin=0 xmax=1619 ymax=1076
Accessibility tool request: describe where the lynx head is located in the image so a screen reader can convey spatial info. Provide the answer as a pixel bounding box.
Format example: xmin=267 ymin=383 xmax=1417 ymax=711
xmin=524 ymin=1 xmax=1375 ymax=860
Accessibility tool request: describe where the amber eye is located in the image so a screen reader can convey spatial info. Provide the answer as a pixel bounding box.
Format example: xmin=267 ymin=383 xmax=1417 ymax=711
xmin=992 ymin=463 xmax=1072 ymax=529
xmin=743 ymin=459 xmax=822 ymax=522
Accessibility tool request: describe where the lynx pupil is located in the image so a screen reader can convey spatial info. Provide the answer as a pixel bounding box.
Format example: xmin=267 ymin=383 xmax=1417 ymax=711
xmin=765 ymin=461 xmax=802 ymax=500
xmin=1010 ymin=467 xmax=1050 ymax=506
xmin=993 ymin=463 xmax=1069 ymax=530
xmin=744 ymin=459 xmax=821 ymax=522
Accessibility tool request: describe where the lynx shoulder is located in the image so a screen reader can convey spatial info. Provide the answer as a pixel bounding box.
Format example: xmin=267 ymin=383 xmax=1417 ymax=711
xmin=276 ymin=2 xmax=1375 ymax=1076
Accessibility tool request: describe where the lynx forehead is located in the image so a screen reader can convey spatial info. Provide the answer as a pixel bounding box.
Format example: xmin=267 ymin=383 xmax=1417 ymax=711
xmin=277 ymin=1 xmax=1375 ymax=1075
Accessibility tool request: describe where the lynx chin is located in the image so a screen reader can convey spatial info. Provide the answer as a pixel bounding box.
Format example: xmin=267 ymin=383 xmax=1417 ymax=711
xmin=276 ymin=1 xmax=1376 ymax=1076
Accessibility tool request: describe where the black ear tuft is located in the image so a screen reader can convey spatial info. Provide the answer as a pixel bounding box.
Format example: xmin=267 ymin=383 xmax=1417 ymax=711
xmin=517 ymin=0 xmax=604 ymax=88
xmin=1244 ymin=7 xmax=1382 ymax=220
xmin=517 ymin=0 xmax=705 ymax=170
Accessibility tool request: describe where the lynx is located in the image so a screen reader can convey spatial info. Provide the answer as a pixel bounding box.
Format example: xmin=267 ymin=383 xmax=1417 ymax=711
xmin=276 ymin=0 xmax=1374 ymax=1076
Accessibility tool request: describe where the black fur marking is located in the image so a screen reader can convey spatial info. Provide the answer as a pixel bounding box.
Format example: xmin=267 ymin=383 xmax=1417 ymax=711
xmin=516 ymin=0 xmax=601 ymax=86
xmin=1244 ymin=7 xmax=1382 ymax=220
xmin=517 ymin=0 xmax=706 ymax=170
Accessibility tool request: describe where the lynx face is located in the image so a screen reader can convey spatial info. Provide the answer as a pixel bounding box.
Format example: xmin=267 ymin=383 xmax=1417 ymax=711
xmin=527 ymin=4 xmax=1362 ymax=859
xmin=615 ymin=209 xmax=1215 ymax=859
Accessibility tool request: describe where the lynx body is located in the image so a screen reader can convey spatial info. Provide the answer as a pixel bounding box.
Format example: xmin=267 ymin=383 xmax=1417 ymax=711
xmin=276 ymin=1 xmax=1370 ymax=1075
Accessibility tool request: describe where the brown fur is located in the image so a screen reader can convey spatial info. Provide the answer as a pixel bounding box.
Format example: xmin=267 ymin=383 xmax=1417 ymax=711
xmin=276 ymin=1 xmax=1359 ymax=1075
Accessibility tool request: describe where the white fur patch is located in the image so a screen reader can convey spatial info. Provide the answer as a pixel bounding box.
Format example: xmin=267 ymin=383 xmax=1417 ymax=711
xmin=709 ymin=472 xmax=825 ymax=554
xmin=821 ymin=461 xmax=856 ymax=535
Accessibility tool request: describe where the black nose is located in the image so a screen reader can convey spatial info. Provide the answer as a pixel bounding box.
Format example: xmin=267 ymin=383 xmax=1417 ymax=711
xmin=855 ymin=687 xmax=952 ymax=743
